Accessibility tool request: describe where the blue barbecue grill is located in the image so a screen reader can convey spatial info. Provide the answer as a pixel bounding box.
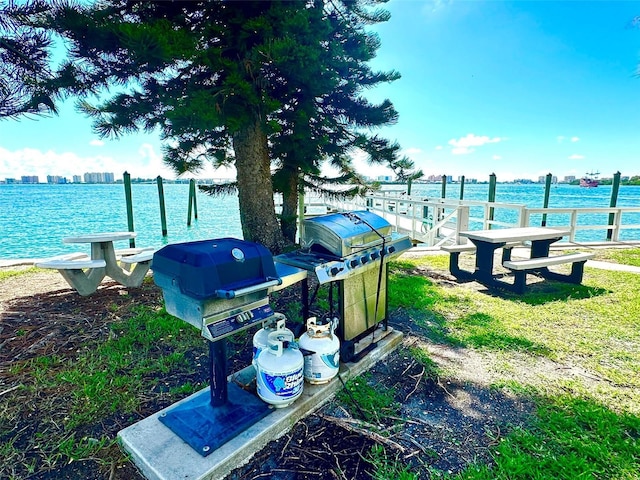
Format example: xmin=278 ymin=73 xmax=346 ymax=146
xmin=151 ymin=238 xmax=286 ymax=456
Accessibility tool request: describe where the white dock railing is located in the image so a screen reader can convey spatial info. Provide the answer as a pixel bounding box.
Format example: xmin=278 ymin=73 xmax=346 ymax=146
xmin=311 ymin=192 xmax=640 ymax=247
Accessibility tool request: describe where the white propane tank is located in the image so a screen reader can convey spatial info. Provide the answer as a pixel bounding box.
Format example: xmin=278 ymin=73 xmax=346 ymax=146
xmin=255 ymin=331 xmax=304 ymax=408
xmin=252 ymin=313 xmax=293 ymax=363
xmin=298 ymin=317 xmax=340 ymax=384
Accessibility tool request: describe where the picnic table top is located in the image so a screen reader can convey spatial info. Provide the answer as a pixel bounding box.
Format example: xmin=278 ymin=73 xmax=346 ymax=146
xmin=63 ymin=232 xmax=137 ymax=244
xmin=459 ymin=227 xmax=570 ymax=244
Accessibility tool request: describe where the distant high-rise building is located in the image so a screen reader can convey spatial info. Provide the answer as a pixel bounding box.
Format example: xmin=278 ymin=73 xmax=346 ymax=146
xmin=21 ymin=175 xmax=39 ymax=184
xmin=84 ymin=172 xmax=115 ymax=183
xmin=47 ymin=175 xmax=68 ymax=184
xmin=73 ymin=175 xmax=82 ymax=183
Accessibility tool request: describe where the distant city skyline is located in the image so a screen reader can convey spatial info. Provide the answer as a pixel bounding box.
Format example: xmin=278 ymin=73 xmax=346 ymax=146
xmin=1 ymin=1 xmax=639 ymax=183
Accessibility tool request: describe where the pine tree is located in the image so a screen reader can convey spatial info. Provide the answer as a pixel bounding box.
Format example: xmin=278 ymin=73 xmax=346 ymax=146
xmin=0 ymin=0 xmax=57 ymax=119
xmin=10 ymin=0 xmax=406 ymax=250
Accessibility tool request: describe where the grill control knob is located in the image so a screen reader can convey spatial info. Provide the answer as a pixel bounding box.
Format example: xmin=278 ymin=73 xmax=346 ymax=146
xmin=387 ymin=245 xmax=396 ymax=254
xmin=370 ymin=251 xmax=380 ymax=260
xmin=349 ymin=258 xmax=360 ymax=268
xmin=329 ymin=266 xmax=343 ymax=277
xmin=236 ymin=311 xmax=253 ymax=323
xmin=361 ymin=255 xmax=369 ymax=264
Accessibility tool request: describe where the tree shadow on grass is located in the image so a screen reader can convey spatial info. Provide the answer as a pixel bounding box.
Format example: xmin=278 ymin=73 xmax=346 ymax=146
xmin=456 ymin=312 xmax=553 ymax=355
xmin=393 ymin=308 xmax=553 ymax=356
xmin=464 ymin=276 xmax=610 ymax=305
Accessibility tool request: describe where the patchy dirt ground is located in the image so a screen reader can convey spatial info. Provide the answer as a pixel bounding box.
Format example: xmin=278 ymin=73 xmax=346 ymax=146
xmin=0 ymin=264 xmax=535 ymax=480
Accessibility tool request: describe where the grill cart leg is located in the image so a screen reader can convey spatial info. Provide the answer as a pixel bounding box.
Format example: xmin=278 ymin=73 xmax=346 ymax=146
xmin=158 ymin=338 xmax=270 ymax=456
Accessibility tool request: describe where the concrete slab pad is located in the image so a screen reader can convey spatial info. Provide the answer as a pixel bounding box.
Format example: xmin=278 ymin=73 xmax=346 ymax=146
xmin=118 ymin=329 xmax=403 ymax=480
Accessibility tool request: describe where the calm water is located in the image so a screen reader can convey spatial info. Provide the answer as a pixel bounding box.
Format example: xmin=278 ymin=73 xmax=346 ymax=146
xmin=0 ymin=183 xmax=242 ymax=259
xmin=2 ymin=182 xmax=640 ymax=259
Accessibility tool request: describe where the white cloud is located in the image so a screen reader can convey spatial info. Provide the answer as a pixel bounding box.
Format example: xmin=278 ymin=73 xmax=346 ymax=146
xmin=448 ymin=134 xmax=503 ymax=155
xmin=422 ymin=0 xmax=452 ymax=14
xmin=0 ymin=145 xmax=180 ymax=181
xmin=493 ymin=155 xmax=502 ymax=160
xmin=435 ymin=145 xmax=443 ymax=150
xmin=558 ymin=135 xmax=580 ymax=143
xmin=568 ymin=154 xmax=585 ymax=160
xmin=89 ymin=139 xmax=104 ymax=147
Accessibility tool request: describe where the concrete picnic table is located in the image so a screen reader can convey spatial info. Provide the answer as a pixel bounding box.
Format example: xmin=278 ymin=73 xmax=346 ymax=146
xmin=36 ymin=232 xmax=153 ymax=295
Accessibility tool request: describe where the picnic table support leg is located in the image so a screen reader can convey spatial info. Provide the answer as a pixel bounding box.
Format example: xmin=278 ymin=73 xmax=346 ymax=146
xmin=473 ymin=241 xmax=505 ymax=285
xmin=512 ymin=271 xmax=527 ymax=294
xmin=449 ymin=252 xmax=462 ymax=276
xmin=530 ymin=237 xmax=562 ymax=258
xmin=540 ymin=260 xmax=588 ymax=284
xmin=446 ymin=251 xmax=474 ymax=280
xmin=97 ymin=241 xmax=151 ymax=288
xmin=58 ymin=268 xmax=106 ymax=296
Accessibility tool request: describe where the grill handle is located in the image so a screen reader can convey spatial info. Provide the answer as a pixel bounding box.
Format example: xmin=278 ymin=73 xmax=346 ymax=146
xmin=215 ymin=277 xmax=282 ymax=299
xmin=347 ymin=238 xmax=387 ymax=250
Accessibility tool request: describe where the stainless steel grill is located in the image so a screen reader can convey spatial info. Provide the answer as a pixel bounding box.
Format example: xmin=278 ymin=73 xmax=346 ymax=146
xmin=275 ymin=210 xmax=412 ymax=360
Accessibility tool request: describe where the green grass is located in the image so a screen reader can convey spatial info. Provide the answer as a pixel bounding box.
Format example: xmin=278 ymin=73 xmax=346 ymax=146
xmin=384 ymin=251 xmax=640 ymax=479
xmin=0 ymin=267 xmax=38 ymax=281
xmin=596 ymin=247 xmax=640 ymax=267
xmin=53 ymin=305 xmax=203 ymax=427
xmin=367 ymin=445 xmax=418 ymax=480
xmin=1 ymin=303 xmax=206 ymax=476
xmin=388 ymin=257 xmax=640 ymax=411
xmin=458 ymin=394 xmax=640 ymax=479
xmin=336 ymin=372 xmax=399 ymax=425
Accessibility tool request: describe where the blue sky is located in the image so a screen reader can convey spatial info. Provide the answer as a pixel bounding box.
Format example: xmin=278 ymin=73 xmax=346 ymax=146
xmin=1 ymin=0 xmax=639 ymax=182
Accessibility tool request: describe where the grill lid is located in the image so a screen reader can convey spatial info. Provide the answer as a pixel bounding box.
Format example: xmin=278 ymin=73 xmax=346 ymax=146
xmin=152 ymin=238 xmax=278 ymax=300
xmin=302 ymin=211 xmax=393 ymax=257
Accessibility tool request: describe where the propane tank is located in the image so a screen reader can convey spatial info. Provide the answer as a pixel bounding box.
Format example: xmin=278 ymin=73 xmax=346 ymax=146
xmin=298 ymin=317 xmax=340 ymax=384
xmin=255 ymin=330 xmax=304 ymax=408
xmin=252 ymin=313 xmax=294 ymax=363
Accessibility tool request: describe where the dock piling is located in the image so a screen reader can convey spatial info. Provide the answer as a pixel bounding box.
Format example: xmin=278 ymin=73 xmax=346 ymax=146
xmin=488 ymin=173 xmax=497 ymax=229
xmin=157 ymin=176 xmax=168 ymax=236
xmin=542 ymin=173 xmax=552 ymax=226
xmin=187 ymin=179 xmax=198 ymax=226
xmin=607 ymin=171 xmax=621 ymax=241
xmin=123 ymin=171 xmax=136 ymax=248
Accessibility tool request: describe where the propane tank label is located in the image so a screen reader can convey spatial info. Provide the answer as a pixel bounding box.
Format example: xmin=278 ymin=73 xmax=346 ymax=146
xmin=321 ymin=352 xmax=340 ymax=369
xmin=304 ymin=349 xmax=339 ymax=382
xmin=259 ymin=370 xmax=303 ymax=398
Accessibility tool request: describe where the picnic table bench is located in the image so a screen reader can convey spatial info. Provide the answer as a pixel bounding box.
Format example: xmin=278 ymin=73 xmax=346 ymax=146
xmin=503 ymin=251 xmax=594 ymax=293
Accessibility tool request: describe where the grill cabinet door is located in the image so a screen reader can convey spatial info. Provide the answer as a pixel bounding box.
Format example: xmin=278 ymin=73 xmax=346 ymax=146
xmin=339 ymin=266 xmax=387 ymax=341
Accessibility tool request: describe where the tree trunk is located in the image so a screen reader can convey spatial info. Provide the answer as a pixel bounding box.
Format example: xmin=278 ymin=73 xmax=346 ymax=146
xmin=232 ymin=116 xmax=286 ymax=254
xmin=280 ymin=168 xmax=299 ymax=243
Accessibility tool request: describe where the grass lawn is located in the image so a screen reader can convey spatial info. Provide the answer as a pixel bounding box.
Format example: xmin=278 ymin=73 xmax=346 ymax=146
xmin=386 ymin=250 xmax=640 ymax=479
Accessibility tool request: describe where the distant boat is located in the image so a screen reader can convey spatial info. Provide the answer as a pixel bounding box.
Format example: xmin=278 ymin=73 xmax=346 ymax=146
xmin=580 ymin=171 xmax=599 ymax=188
